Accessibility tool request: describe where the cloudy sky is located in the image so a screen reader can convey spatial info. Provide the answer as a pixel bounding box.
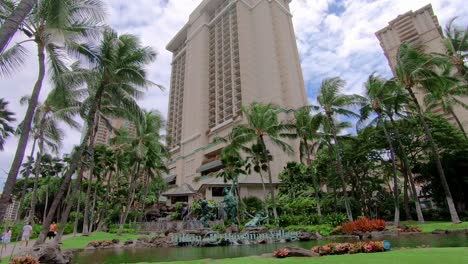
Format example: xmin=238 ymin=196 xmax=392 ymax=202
xmin=1 ymin=0 xmax=467 ymax=188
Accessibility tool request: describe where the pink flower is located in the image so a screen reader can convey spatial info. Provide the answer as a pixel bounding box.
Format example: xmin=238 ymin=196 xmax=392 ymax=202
xmin=364 ymin=244 xmax=373 ymax=252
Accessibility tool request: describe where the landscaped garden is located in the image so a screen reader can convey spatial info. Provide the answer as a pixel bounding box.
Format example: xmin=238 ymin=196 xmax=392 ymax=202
xmin=0 ymin=1 xmax=467 ymax=264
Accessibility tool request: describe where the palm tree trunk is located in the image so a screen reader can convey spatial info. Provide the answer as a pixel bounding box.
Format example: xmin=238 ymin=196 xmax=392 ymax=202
xmin=379 ymin=117 xmax=400 ymax=227
xmin=81 ymin=171 xmax=95 ymax=235
xmin=35 ymin=86 xmax=105 ymax=245
xmin=407 ymin=88 xmax=460 ymax=223
xmin=327 ymin=114 xmax=353 ymax=221
xmin=97 ymin=170 xmax=112 ymax=231
xmin=88 ymin=183 xmax=98 ymax=233
xmin=0 ymin=41 xmax=45 ymax=220
xmin=29 ymin=118 xmax=46 ymax=224
xmin=57 ymin=166 xmax=85 ymax=242
xmin=0 ymin=0 xmax=35 ymax=53
xmin=137 ymin=173 xmax=150 ymax=223
xmin=304 ymin=138 xmax=321 ymax=216
xmin=15 ymin=137 xmax=37 ymax=223
xmin=388 ymin=115 xmax=424 ymax=223
xmin=118 ymin=163 xmax=140 ymax=235
xmin=259 ymin=136 xmax=278 ymax=220
xmin=403 ymin=170 xmax=412 ymax=220
xmin=449 ymin=108 xmax=466 ymax=138
xmin=258 ymin=167 xmax=269 ymax=223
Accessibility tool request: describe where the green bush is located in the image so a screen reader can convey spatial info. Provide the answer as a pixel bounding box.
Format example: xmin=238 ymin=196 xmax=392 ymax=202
xmin=278 ymin=214 xmax=321 ymax=227
xmin=211 ymin=224 xmax=226 ymax=233
xmin=285 ymin=224 xmax=333 ymax=236
xmin=242 ymin=196 xmax=264 ymax=215
xmin=323 ymin=213 xmax=348 ymax=227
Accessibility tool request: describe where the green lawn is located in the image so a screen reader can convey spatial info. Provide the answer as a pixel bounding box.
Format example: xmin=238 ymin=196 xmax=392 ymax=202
xmin=60 ymin=232 xmax=147 ymax=250
xmin=152 ymin=248 xmax=467 ymax=264
xmin=401 ymin=221 xmax=468 ymax=233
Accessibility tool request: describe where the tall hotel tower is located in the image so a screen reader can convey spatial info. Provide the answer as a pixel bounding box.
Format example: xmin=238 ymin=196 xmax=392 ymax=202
xmin=375 ymin=4 xmax=468 ymax=130
xmin=163 ymin=0 xmax=307 ymax=204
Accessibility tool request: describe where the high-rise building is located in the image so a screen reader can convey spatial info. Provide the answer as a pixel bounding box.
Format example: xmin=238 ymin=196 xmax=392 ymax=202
xmin=94 ymin=116 xmax=136 ymax=145
xmin=375 ymin=4 xmax=467 ymax=131
xmin=164 ymin=0 xmax=307 ymax=204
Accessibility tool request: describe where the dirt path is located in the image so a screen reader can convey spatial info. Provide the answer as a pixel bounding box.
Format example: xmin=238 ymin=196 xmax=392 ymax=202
xmin=0 ymin=233 xmax=77 ymax=261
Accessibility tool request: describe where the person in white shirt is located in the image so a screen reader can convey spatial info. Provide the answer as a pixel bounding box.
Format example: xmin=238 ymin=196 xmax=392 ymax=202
xmin=1 ymin=227 xmax=12 ymax=254
xmin=22 ymin=222 xmax=33 ymax=247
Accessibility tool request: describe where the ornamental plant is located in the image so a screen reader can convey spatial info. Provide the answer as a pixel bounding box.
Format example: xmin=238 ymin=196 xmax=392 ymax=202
xmin=8 ymin=256 xmax=39 ymax=264
xmin=341 ymin=217 xmax=386 ymax=234
xmin=312 ymin=241 xmax=386 ymax=256
xmin=273 ymin=248 xmax=290 ymax=258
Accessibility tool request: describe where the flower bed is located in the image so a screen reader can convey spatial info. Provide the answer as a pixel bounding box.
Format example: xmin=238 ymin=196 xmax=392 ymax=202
xmin=273 ymin=248 xmax=290 ymax=258
xmin=311 ymin=241 xmax=389 ymax=256
xmin=341 ymin=217 xmax=386 ymax=234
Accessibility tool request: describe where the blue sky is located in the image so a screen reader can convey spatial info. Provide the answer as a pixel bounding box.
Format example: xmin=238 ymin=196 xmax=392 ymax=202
xmin=0 ymin=0 xmax=467 ymax=189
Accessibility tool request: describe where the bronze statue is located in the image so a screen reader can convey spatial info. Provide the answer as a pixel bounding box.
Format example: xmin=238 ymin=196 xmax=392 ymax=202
xmin=221 ymin=183 xmax=237 ymax=224
xmin=245 ymin=212 xmax=268 ymax=227
xmin=198 ymin=198 xmax=216 ymax=228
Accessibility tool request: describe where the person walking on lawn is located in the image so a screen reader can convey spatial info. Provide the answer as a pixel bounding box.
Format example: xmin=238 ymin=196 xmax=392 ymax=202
xmin=21 ymin=222 xmax=33 ymax=247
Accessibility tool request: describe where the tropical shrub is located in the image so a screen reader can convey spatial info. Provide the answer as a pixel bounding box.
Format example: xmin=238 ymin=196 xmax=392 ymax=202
xmin=242 ymin=196 xmax=264 ymax=215
xmin=341 ymin=217 xmax=386 ymax=234
xmin=323 ymin=213 xmax=348 ymax=227
xmin=273 ymin=248 xmax=289 ymax=258
xmin=312 ymin=241 xmax=386 ymax=256
xmin=8 ymin=256 xmax=39 ymax=264
xmin=284 ymin=224 xmax=334 ymax=236
xmin=278 ymin=214 xmax=321 ymax=227
xmin=211 ymin=224 xmax=226 ymax=233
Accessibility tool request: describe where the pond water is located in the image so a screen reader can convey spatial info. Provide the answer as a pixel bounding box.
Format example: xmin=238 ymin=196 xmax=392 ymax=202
xmin=72 ymin=233 xmax=468 ymax=264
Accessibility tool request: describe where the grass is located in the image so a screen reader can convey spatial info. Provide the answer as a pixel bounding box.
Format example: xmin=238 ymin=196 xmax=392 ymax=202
xmin=148 ymin=248 xmax=468 ymax=264
xmin=60 ymin=232 xmax=147 ymax=250
xmin=400 ymin=221 xmax=468 ymax=233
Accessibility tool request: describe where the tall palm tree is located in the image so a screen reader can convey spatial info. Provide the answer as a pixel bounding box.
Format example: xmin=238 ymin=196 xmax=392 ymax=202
xmin=26 ymin=88 xmax=81 ymax=223
xmin=40 ymin=29 xmax=158 ymax=244
xmin=232 ymin=102 xmax=292 ymax=220
xmin=288 ymin=106 xmax=324 ymax=216
xmin=440 ymin=17 xmax=467 ymax=79
xmin=0 ymin=0 xmax=105 ymax=220
xmin=0 ymin=98 xmax=15 ymax=151
xmin=423 ymin=67 xmax=468 ymax=138
xmin=0 ymin=0 xmax=35 ymax=53
xmin=316 ymin=77 xmax=361 ymax=221
xmin=393 ymin=42 xmax=461 ymax=223
xmin=359 ymin=73 xmax=401 ymax=226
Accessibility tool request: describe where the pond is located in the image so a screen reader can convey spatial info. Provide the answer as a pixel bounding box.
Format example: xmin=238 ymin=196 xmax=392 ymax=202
xmin=72 ymin=233 xmax=468 ymax=264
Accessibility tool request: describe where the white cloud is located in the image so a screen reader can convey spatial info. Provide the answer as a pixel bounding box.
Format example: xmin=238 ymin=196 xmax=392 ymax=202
xmin=0 ymin=0 xmax=467 ymax=187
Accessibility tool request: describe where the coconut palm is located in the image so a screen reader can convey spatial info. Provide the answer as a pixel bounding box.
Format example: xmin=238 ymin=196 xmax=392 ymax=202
xmin=316 ymin=77 xmax=361 ymax=221
xmin=286 ymin=106 xmax=324 ymax=216
xmin=36 ymin=29 xmax=157 ymax=245
xmin=359 ymin=73 xmax=402 ymax=226
xmin=439 ymin=17 xmax=468 ymax=79
xmin=393 ymin=42 xmax=461 ymax=223
xmin=424 ymin=66 xmax=468 ymax=138
xmin=230 ymin=102 xmax=292 ymax=220
xmin=0 ymin=0 xmax=105 ymax=220
xmin=0 ymin=98 xmax=15 ymax=151
xmin=0 ymin=0 xmax=36 ymax=53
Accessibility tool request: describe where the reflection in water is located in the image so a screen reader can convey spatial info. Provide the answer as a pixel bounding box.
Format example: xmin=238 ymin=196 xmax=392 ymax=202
xmin=72 ymin=233 xmax=468 ymax=264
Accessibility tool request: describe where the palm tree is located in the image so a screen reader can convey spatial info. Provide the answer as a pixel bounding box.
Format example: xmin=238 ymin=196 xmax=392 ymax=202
xmin=440 ymin=17 xmax=467 ymax=79
xmin=424 ymin=67 xmax=468 ymax=138
xmin=0 ymin=0 xmax=105 ymax=221
xmin=359 ymin=73 xmax=401 ymax=226
xmin=0 ymin=98 xmax=15 ymax=151
xmin=116 ymin=110 xmax=167 ymax=234
xmin=288 ymin=106 xmax=324 ymax=216
xmin=0 ymin=0 xmax=36 ymax=53
xmin=232 ymin=102 xmax=292 ymax=220
xmin=316 ymin=77 xmax=361 ymax=221
xmin=27 ymin=88 xmax=81 ymax=224
xmin=393 ymin=42 xmax=461 ymax=223
xmin=37 ymin=29 xmax=157 ymax=245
